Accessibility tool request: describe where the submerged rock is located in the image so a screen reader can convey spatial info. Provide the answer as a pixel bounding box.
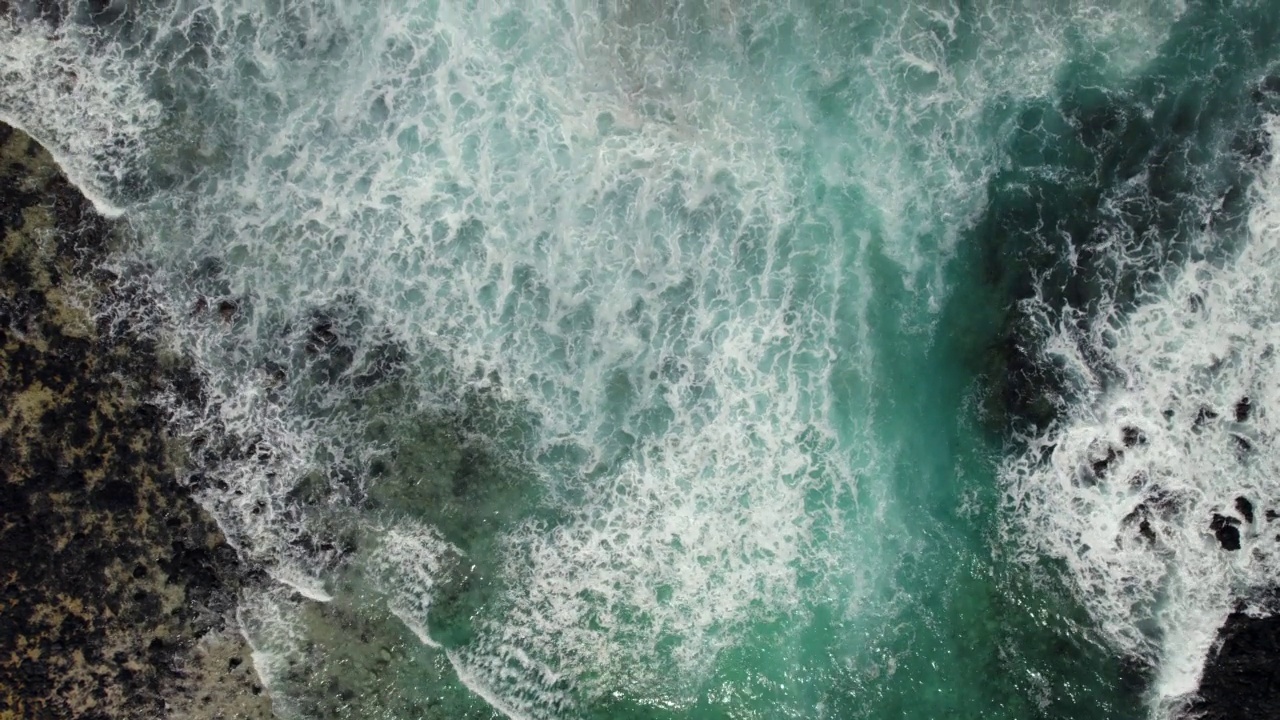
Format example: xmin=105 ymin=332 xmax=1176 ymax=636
xmin=1194 ymin=405 xmax=1220 ymax=429
xmin=1121 ymin=425 xmax=1146 ymax=448
xmin=972 ymin=40 xmax=1271 ymax=436
xmin=1230 ymin=432 xmax=1253 ymax=455
xmin=1122 ymin=504 xmax=1157 ymax=544
xmin=1235 ymin=396 xmax=1252 ymax=422
xmin=1088 ymin=445 xmax=1121 ymax=482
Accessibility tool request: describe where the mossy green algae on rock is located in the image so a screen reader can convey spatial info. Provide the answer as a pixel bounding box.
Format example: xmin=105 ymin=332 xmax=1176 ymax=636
xmin=0 ymin=122 xmax=270 ymax=720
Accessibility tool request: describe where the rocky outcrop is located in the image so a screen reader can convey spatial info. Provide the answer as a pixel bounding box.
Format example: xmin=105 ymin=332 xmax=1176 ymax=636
xmin=1188 ymin=606 xmax=1280 ymax=720
xmin=0 ymin=122 xmax=271 ymax=719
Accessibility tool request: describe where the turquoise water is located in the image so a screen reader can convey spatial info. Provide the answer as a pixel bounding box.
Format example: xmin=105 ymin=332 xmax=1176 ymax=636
xmin=4 ymin=1 xmax=1280 ymax=718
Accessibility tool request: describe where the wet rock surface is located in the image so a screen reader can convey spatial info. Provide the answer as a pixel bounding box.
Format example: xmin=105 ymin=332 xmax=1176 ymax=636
xmin=1189 ymin=605 xmax=1280 ymax=720
xmin=1208 ymin=514 xmax=1242 ymax=552
xmin=0 ymin=122 xmax=271 ymax=719
xmin=1192 ymin=496 xmax=1280 ymax=717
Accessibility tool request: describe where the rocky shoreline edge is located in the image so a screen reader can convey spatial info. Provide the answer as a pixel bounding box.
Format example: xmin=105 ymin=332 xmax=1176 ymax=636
xmin=0 ymin=122 xmax=272 ymax=719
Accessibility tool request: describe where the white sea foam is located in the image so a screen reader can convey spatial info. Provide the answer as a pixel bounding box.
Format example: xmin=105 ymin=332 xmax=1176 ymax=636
xmin=236 ymin=586 xmax=307 ymax=719
xmin=1002 ymin=115 xmax=1280 ymax=708
xmin=0 ymin=0 xmax=1190 ymax=716
xmin=0 ymin=17 xmax=158 ymax=213
xmin=138 ymin=1 xmax=870 ymax=707
xmin=367 ymin=521 xmax=461 ymax=650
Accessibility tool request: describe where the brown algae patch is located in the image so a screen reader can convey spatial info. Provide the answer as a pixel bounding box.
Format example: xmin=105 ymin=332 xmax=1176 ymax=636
xmin=166 ymin=629 xmax=274 ymax=720
xmin=0 ymin=122 xmax=270 ymax=718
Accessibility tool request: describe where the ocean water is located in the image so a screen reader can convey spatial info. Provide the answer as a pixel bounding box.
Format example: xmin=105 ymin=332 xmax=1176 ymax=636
xmin=3 ymin=1 xmax=1280 ymax=718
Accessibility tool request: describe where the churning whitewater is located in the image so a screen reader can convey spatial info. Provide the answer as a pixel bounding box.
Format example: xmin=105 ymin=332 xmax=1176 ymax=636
xmin=1002 ymin=114 xmax=1280 ymax=705
xmin=3 ymin=0 xmax=1280 ymax=718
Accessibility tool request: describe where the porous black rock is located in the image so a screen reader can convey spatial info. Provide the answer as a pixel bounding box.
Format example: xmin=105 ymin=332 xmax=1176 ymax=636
xmin=1209 ymin=513 xmax=1242 ymax=551
xmin=1235 ymin=496 xmax=1255 ymax=524
xmin=1189 ymin=605 xmax=1280 ymax=720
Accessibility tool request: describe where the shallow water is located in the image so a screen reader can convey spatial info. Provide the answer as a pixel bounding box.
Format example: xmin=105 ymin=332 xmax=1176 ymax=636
xmin=3 ymin=1 xmax=1280 ymax=718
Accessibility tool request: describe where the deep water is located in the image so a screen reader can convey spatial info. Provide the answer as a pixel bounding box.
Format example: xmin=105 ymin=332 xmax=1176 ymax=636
xmin=4 ymin=1 xmax=1280 ymax=718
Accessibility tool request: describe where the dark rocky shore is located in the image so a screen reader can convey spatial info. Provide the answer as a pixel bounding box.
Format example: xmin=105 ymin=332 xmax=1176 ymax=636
xmin=0 ymin=122 xmax=272 ymax=719
xmin=1188 ymin=606 xmax=1280 ymax=719
xmin=1187 ymin=602 xmax=1280 ymax=712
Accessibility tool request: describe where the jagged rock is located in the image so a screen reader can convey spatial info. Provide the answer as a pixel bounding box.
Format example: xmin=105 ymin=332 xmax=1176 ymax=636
xmin=1191 ymin=604 xmax=1280 ymax=720
xmin=1210 ymin=514 xmax=1242 ymax=551
xmin=1236 ymin=497 xmax=1255 ymax=524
